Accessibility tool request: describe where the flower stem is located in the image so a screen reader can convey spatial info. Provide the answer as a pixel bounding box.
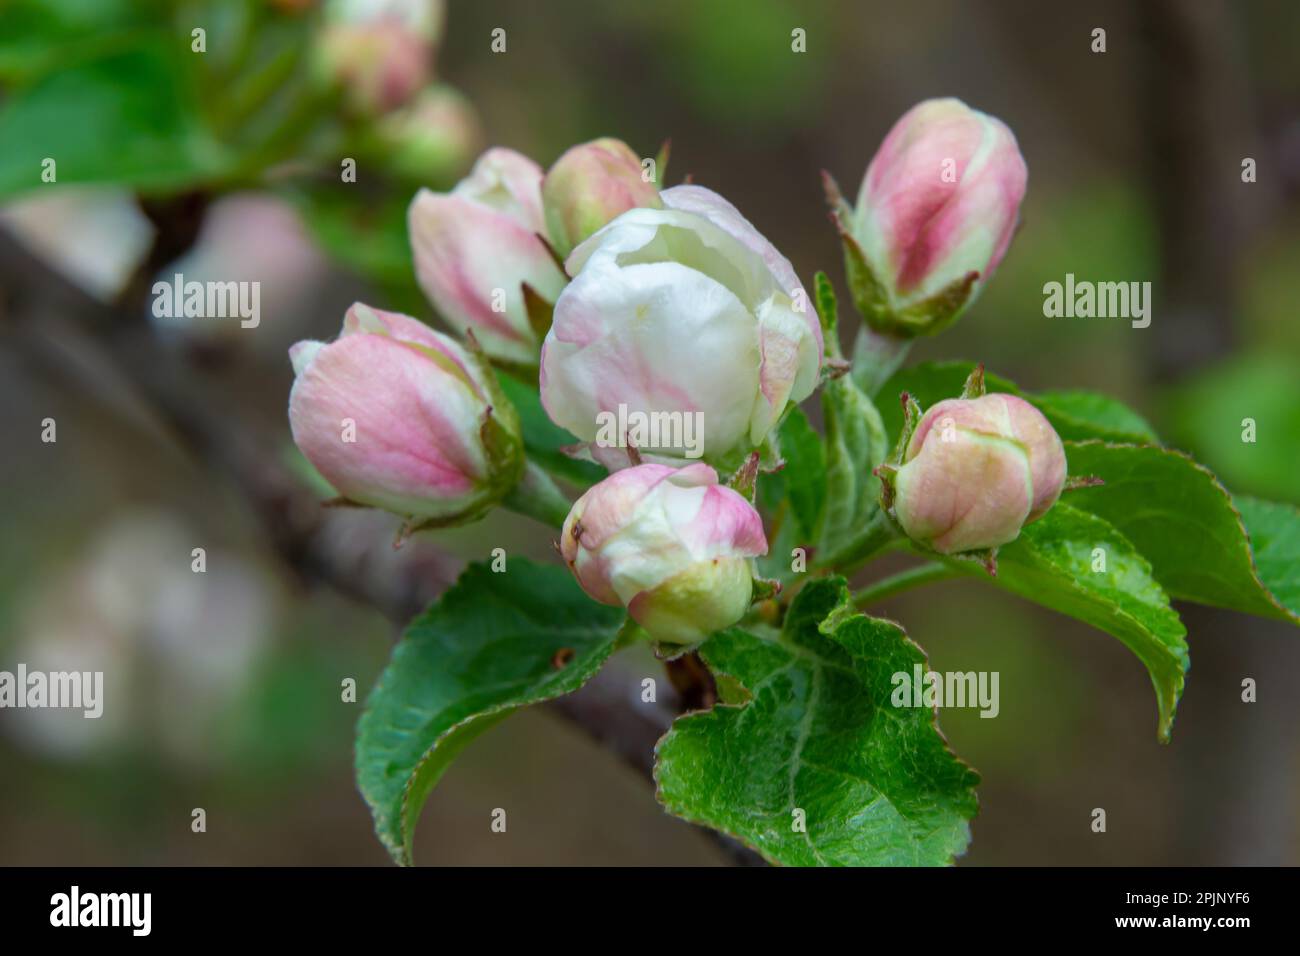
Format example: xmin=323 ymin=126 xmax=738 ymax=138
xmin=853 ymin=561 xmax=959 ymax=609
xmin=852 ymin=327 xmax=913 ymax=396
xmin=503 ymin=460 xmax=573 ymax=529
xmin=813 ymin=511 xmax=900 ymax=575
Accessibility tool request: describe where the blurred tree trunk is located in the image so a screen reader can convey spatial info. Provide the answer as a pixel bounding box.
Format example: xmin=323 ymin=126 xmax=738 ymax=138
xmin=1138 ymin=0 xmax=1246 ymax=382
xmin=1137 ymin=0 xmax=1298 ymax=865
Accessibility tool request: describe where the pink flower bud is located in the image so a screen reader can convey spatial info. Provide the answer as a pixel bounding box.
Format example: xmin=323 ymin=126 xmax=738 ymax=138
xmin=540 ymin=185 xmax=822 ymax=468
xmin=541 ymin=138 xmax=663 ymax=258
xmin=561 ymin=463 xmax=767 ymax=644
xmin=409 ymin=147 xmax=567 ymax=365
xmin=851 ymin=98 xmax=1027 ymax=334
xmin=288 ymin=302 xmax=522 ymax=522
xmin=316 ymin=0 xmax=445 ymax=115
xmin=374 ymin=85 xmax=484 ymax=182
xmin=893 ymin=394 xmax=1065 ymax=554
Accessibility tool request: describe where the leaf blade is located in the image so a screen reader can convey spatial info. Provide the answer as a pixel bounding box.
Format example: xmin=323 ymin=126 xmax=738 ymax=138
xmin=0 ymin=35 xmax=231 ymax=198
xmin=878 ymin=361 xmax=1160 ymax=445
xmin=355 ymin=559 xmax=625 ymax=865
xmin=496 ymin=370 xmax=606 ymax=486
xmin=1235 ymin=496 xmax=1300 ymax=618
xmin=775 ymin=405 xmax=827 ymax=541
xmin=967 ymin=503 xmax=1189 ymax=741
xmin=818 ymin=374 xmax=888 ymax=563
xmin=655 ymin=578 xmax=980 ymax=866
xmin=1063 ymin=442 xmax=1299 ymax=625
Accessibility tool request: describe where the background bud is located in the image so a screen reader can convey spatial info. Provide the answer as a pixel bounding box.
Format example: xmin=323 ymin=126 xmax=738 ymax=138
xmin=849 ymin=97 xmax=1027 ymax=336
xmin=542 ymin=138 xmax=663 ymax=258
xmin=893 ymin=393 xmax=1065 ymax=553
xmin=561 ymin=463 xmax=767 ymax=644
xmin=540 ymin=186 xmax=822 ymax=469
xmin=288 ymin=302 xmax=522 ymax=523
xmin=373 ymin=85 xmax=484 ymax=183
xmin=409 ymin=147 xmax=567 ymax=365
xmin=316 ymin=0 xmax=445 ymax=115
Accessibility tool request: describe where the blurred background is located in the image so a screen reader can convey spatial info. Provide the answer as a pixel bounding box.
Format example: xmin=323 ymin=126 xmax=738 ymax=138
xmin=1 ymin=0 xmax=1298 ymax=865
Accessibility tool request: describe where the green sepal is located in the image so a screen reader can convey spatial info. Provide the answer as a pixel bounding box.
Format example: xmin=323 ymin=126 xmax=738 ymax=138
xmin=813 ymin=269 xmax=840 ymax=349
xmin=726 ymin=451 xmax=761 ymax=501
xmin=960 ymin=363 xmax=986 ymax=399
xmin=521 ymin=282 xmax=555 ymax=341
xmin=749 ymin=576 xmax=782 ymax=604
xmin=653 ymin=138 xmax=671 ymax=186
xmin=888 ymin=271 xmax=980 ymax=339
xmin=888 ymin=391 xmax=924 ymax=466
xmin=874 ymin=461 xmax=898 ymax=510
xmin=822 ymin=173 xmax=894 ymax=335
xmin=822 ymin=171 xmax=979 ymax=339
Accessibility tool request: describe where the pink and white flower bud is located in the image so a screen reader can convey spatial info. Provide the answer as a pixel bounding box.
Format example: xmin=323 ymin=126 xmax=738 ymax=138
xmin=288 ymin=302 xmax=522 ymax=522
xmin=540 ymin=185 xmax=823 ymax=469
xmin=409 ymin=147 xmax=567 ymax=365
xmin=852 ymin=98 xmax=1027 ymax=334
xmin=561 ymin=463 xmax=767 ymax=644
xmin=893 ymin=394 xmax=1065 ymax=553
xmin=316 ymin=0 xmax=445 ymax=115
xmin=541 ymin=138 xmax=663 ymax=258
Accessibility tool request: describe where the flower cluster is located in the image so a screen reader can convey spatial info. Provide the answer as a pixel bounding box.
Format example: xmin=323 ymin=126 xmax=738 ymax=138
xmin=288 ymin=98 xmax=1057 ymax=642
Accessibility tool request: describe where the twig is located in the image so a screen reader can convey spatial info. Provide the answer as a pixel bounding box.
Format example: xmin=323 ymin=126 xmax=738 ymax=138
xmin=853 ymin=561 xmax=959 ymax=608
xmin=0 ymin=222 xmax=768 ymax=866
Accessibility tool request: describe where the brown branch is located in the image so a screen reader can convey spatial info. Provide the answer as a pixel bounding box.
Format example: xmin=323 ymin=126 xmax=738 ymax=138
xmin=0 ymin=222 xmax=767 ymax=866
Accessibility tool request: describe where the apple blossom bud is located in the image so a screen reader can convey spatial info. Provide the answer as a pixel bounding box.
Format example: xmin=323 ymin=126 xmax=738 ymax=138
xmin=891 ymin=393 xmax=1065 ymax=554
xmin=845 ymin=97 xmax=1027 ymax=337
xmin=409 ymin=147 xmax=567 ymax=365
xmin=316 ymin=0 xmax=445 ymax=115
xmin=560 ymin=463 xmax=767 ymax=644
xmin=540 ymin=185 xmax=823 ymax=469
xmin=374 ymin=85 xmax=484 ymax=182
xmin=288 ymin=302 xmax=522 ymax=524
xmin=541 ymin=138 xmax=663 ymax=258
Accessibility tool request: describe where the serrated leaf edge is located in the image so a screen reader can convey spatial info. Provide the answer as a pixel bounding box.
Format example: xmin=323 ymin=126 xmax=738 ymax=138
xmin=652 ymin=579 xmax=981 ymax=867
xmin=1067 ymin=440 xmax=1300 ymax=626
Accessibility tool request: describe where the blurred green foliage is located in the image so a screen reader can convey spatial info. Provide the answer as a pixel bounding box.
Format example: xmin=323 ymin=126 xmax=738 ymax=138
xmin=1163 ymin=353 xmax=1300 ymax=504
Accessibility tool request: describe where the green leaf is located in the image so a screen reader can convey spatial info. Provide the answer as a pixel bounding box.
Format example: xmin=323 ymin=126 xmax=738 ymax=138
xmin=290 ymin=186 xmax=428 ymax=313
xmin=1063 ymin=442 xmax=1300 ymax=625
xmin=818 ymin=373 xmax=888 ymax=564
xmin=355 ymin=559 xmax=626 ymax=865
xmin=655 ymin=577 xmax=980 ymax=866
xmin=755 ymin=483 xmax=800 ymax=584
xmin=775 ymin=406 xmax=826 ymax=541
xmin=960 ymin=503 xmax=1189 ymax=741
xmin=1235 ymin=496 xmax=1300 ymax=618
xmin=1035 ymin=390 xmax=1160 ymax=444
xmin=878 ymin=361 xmax=1160 ymax=445
xmin=495 ymin=371 xmax=606 ymax=487
xmin=0 ymin=0 xmax=160 ymax=80
xmin=1162 ymin=352 xmax=1300 ymax=502
xmin=0 ymin=34 xmax=231 ymax=198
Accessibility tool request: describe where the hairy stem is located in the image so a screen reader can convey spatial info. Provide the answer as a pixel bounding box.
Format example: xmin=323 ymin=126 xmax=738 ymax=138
xmin=853 ymin=561 xmax=959 ymax=609
xmin=852 ymin=327 xmax=913 ymax=396
xmin=813 ymin=511 xmax=900 ymax=576
xmin=503 ymin=460 xmax=573 ymax=529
